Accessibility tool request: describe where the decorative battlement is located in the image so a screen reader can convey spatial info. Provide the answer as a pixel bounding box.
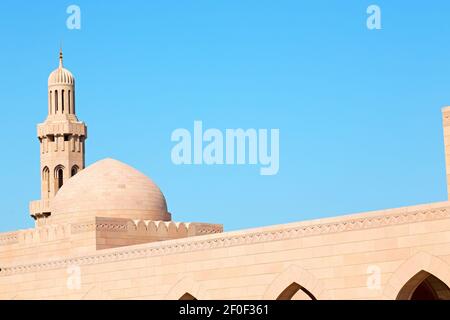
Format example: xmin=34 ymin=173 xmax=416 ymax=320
xmin=93 ymin=217 xmax=223 ymax=235
xmin=0 ymin=223 xmax=71 ymax=247
xmin=0 ymin=232 xmax=19 ymax=246
xmin=90 ymin=217 xmax=223 ymax=250
xmin=0 ymin=217 xmax=223 ymax=250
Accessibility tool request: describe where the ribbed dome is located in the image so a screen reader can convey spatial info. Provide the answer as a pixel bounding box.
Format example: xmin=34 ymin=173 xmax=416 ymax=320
xmin=48 ymin=50 xmax=75 ymax=86
xmin=50 ymin=158 xmax=171 ymax=221
xmin=48 ymin=67 xmax=74 ymax=86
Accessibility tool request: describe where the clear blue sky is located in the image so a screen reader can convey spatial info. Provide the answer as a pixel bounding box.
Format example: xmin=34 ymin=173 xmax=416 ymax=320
xmin=0 ymin=1 xmax=449 ymax=232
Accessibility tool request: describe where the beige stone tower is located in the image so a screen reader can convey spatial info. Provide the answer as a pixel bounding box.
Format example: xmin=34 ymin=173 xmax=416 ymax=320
xmin=29 ymin=50 xmax=87 ymax=221
xmin=443 ymin=106 xmax=450 ymax=199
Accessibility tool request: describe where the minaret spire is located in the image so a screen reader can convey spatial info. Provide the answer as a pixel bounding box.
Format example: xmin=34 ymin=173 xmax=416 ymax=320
xmin=59 ymin=47 xmax=63 ymax=68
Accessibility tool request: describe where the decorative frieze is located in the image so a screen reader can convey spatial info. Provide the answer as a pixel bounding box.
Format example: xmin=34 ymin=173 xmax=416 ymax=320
xmin=0 ymin=205 xmax=449 ymax=276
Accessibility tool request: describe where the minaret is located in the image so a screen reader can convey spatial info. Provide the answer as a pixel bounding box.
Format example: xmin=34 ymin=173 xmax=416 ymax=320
xmin=29 ymin=50 xmax=87 ymax=222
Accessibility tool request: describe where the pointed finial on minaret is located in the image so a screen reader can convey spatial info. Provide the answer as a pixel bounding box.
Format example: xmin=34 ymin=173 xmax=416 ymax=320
xmin=59 ymin=45 xmax=63 ymax=68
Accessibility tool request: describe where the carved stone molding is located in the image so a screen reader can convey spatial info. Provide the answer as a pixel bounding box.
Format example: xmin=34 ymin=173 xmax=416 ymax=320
xmin=0 ymin=233 xmax=19 ymax=246
xmin=71 ymin=222 xmax=96 ymax=234
xmin=1 ymin=206 xmax=449 ymax=276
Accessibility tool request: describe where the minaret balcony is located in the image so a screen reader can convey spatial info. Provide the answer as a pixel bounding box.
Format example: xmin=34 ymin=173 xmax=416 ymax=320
xmin=37 ymin=121 xmax=87 ymax=138
xmin=29 ymin=199 xmax=51 ymax=220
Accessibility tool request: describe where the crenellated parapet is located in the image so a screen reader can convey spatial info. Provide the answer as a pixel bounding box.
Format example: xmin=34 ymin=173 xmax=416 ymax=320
xmin=0 ymin=232 xmax=19 ymax=246
xmin=0 ymin=223 xmax=72 ymax=247
xmin=70 ymin=218 xmax=222 ymax=235
xmin=0 ymin=217 xmax=223 ymax=261
xmin=90 ymin=217 xmax=223 ymax=250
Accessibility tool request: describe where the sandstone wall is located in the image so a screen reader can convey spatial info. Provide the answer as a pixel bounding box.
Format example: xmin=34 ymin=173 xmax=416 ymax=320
xmin=1 ymin=201 xmax=450 ymax=300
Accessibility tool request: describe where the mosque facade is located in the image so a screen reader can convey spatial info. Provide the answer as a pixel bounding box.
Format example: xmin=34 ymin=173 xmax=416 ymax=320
xmin=0 ymin=53 xmax=450 ymax=299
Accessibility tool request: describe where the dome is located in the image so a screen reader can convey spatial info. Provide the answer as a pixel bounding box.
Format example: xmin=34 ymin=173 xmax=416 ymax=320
xmin=48 ymin=50 xmax=75 ymax=86
xmin=48 ymin=67 xmax=74 ymax=86
xmin=50 ymin=158 xmax=171 ymax=222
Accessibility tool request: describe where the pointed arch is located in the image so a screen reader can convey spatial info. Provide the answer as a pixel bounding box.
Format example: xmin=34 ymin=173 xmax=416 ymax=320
xmin=262 ymin=265 xmax=327 ymax=300
xmin=383 ymin=252 xmax=450 ymax=300
xmin=54 ymin=165 xmax=65 ymax=191
xmin=397 ymin=271 xmax=450 ymax=300
xmin=179 ymin=292 xmax=197 ymax=300
xmin=277 ymin=282 xmax=317 ymax=300
xmin=71 ymin=165 xmax=79 ymax=177
xmin=165 ymin=276 xmax=210 ymax=300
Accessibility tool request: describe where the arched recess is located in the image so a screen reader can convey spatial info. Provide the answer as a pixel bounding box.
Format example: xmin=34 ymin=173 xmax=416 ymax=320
xmin=42 ymin=167 xmax=50 ymax=198
xmin=179 ymin=292 xmax=197 ymax=300
xmin=165 ymin=276 xmax=210 ymax=300
xmin=397 ymin=271 xmax=450 ymax=300
xmin=383 ymin=252 xmax=450 ymax=300
xmin=71 ymin=165 xmax=79 ymax=177
xmin=262 ymin=265 xmax=328 ymax=300
xmin=54 ymin=165 xmax=65 ymax=191
xmin=277 ymin=282 xmax=317 ymax=300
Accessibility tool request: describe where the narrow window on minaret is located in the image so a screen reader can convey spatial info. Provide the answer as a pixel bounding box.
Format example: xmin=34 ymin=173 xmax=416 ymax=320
xmin=71 ymin=166 xmax=79 ymax=177
xmin=55 ymin=90 xmax=58 ymax=113
xmin=49 ymin=91 xmax=52 ymax=114
xmin=62 ymin=90 xmax=65 ymax=113
xmin=57 ymin=168 xmax=64 ymax=190
xmin=72 ymin=135 xmax=76 ymax=152
xmin=68 ymin=90 xmax=71 ymax=114
xmin=43 ymin=167 xmax=50 ymax=198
